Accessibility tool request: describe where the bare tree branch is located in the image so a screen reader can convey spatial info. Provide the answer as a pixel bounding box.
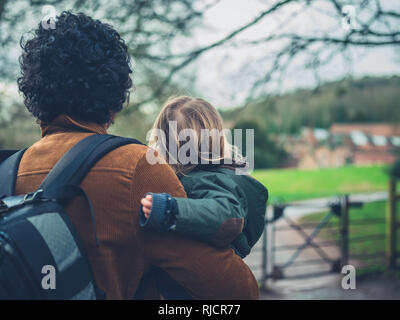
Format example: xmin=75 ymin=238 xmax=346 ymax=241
xmin=0 ymin=0 xmax=399 ymax=109
xmin=0 ymin=0 xmax=8 ymax=19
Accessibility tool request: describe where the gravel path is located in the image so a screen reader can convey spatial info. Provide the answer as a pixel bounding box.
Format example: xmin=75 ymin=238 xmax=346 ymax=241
xmin=259 ymin=274 xmax=400 ymax=300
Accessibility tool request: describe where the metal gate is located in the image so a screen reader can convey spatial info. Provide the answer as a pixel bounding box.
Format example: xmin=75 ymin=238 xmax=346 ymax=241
xmin=258 ymin=195 xmax=364 ymax=289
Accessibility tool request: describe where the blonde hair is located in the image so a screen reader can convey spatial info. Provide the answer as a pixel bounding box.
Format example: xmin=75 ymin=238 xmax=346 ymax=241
xmin=149 ymin=96 xmax=245 ymax=176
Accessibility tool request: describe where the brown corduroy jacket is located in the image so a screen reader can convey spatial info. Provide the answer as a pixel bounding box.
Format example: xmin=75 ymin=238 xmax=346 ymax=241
xmin=14 ymin=115 xmax=259 ymax=300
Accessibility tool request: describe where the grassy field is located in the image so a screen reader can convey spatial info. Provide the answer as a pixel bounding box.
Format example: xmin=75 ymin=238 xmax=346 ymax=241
xmin=252 ymin=165 xmax=389 ymax=203
xmin=299 ymin=201 xmax=400 ymax=273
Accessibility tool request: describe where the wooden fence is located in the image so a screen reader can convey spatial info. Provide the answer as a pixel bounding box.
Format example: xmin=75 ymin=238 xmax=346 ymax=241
xmin=386 ymin=178 xmax=400 ymax=270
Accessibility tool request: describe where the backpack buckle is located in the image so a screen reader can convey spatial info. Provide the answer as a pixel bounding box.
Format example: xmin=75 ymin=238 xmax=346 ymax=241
xmin=23 ymin=189 xmax=43 ymax=204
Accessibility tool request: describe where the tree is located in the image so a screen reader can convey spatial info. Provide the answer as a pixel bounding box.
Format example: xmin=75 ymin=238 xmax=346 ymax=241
xmin=233 ymin=120 xmax=287 ymax=169
xmin=0 ymin=0 xmax=220 ymax=109
xmin=1 ymin=1 xmax=399 ymax=149
xmin=153 ymin=0 xmax=400 ymax=100
xmin=0 ymin=0 xmax=225 ymax=147
xmin=1 ymin=1 xmax=399 ymax=108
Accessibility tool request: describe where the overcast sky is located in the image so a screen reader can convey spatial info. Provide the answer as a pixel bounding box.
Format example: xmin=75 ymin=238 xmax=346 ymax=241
xmin=190 ymin=0 xmax=400 ymax=107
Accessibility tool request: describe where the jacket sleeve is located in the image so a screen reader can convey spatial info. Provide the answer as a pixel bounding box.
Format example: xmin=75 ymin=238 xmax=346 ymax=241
xmin=173 ymin=174 xmax=247 ymax=247
xmin=133 ymin=151 xmax=258 ymax=300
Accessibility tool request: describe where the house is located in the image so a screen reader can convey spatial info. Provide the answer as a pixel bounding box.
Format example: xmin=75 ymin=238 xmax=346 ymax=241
xmin=281 ymin=123 xmax=400 ymax=169
xmin=330 ymin=123 xmax=400 ymax=166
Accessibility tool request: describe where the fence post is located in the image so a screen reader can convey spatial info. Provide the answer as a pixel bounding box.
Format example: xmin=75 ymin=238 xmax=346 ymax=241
xmin=261 ymin=223 xmax=268 ymax=290
xmin=340 ymin=195 xmax=349 ymax=267
xmin=386 ymin=178 xmax=397 ymax=270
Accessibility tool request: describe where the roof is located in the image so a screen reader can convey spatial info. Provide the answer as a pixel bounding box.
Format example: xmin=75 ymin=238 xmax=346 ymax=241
xmin=353 ymin=150 xmax=396 ymax=163
xmin=330 ymin=123 xmax=400 ymax=137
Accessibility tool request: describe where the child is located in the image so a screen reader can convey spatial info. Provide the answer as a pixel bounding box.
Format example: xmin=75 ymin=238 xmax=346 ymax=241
xmin=139 ymin=96 xmax=268 ymax=299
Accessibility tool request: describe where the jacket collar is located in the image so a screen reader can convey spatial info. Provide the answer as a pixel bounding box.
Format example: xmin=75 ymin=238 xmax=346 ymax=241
xmin=40 ymin=114 xmax=108 ymax=137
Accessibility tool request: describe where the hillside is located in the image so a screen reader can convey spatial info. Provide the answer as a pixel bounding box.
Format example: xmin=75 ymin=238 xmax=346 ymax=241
xmin=221 ymin=76 xmax=400 ymax=134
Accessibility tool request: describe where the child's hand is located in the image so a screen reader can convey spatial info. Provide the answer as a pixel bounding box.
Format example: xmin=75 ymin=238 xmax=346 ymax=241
xmin=141 ymin=194 xmax=153 ymax=219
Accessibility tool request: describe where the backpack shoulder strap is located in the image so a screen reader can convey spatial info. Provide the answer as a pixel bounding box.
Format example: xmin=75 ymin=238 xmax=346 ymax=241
xmin=40 ymin=134 xmax=143 ymax=192
xmin=0 ymin=148 xmax=28 ymax=198
xmin=39 ymin=134 xmax=144 ymax=247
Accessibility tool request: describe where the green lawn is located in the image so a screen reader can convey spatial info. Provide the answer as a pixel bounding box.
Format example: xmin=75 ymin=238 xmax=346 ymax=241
xmin=252 ymin=165 xmax=389 ymax=203
xmin=299 ymin=201 xmax=400 ymax=273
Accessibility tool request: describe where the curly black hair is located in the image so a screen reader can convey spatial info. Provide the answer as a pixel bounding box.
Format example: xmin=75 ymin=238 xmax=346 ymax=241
xmin=18 ymin=11 xmax=132 ymax=124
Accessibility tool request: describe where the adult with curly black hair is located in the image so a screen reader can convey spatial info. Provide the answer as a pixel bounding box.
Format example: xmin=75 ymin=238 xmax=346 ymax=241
xmin=18 ymin=11 xmax=132 ymax=125
xmin=13 ymin=11 xmax=259 ymax=300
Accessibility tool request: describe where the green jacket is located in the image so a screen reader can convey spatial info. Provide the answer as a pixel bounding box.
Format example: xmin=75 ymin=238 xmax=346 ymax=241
xmin=138 ymin=165 xmax=268 ymax=299
xmin=174 ymin=166 xmax=268 ymax=257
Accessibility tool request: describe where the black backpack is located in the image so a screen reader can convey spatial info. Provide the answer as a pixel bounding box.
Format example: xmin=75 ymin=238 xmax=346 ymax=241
xmin=0 ymin=134 xmax=142 ymax=299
